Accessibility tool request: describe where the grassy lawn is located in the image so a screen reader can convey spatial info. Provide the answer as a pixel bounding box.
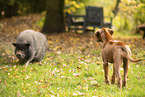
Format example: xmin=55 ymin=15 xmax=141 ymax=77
xmin=0 ymin=32 xmax=144 ymax=97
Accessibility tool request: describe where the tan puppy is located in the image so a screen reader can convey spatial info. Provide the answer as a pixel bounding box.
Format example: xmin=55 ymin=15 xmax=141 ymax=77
xmin=94 ymin=28 xmax=142 ymax=89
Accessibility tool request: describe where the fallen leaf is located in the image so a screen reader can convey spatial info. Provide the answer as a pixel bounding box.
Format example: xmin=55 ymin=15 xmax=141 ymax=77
xmin=73 ymin=73 xmax=80 ymax=77
xmin=17 ymin=91 xmax=20 ymax=97
xmin=38 ymin=84 xmax=50 ymax=89
xmin=91 ymin=80 xmax=100 ymax=87
xmin=72 ymin=91 xmax=86 ymax=96
xmin=4 ymin=80 xmax=7 ymax=86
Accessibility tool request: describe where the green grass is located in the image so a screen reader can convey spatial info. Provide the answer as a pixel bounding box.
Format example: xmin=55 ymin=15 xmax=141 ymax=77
xmin=0 ymin=33 xmax=144 ymax=97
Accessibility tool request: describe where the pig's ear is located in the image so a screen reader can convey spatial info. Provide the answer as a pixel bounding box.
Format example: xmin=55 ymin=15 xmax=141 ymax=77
xmin=25 ymin=43 xmax=30 ymax=48
xmin=12 ymin=43 xmax=17 ymax=47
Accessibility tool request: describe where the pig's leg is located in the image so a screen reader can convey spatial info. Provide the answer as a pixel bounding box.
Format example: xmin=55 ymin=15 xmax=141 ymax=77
xmin=39 ymin=61 xmax=43 ymax=65
xmin=25 ymin=50 xmax=36 ymax=65
xmin=25 ymin=61 xmax=30 ymax=66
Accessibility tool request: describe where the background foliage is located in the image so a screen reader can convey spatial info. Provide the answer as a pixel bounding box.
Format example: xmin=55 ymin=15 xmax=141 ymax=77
xmin=114 ymin=0 xmax=145 ymax=32
xmin=0 ymin=0 xmax=46 ymax=17
xmin=0 ymin=0 xmax=144 ymax=33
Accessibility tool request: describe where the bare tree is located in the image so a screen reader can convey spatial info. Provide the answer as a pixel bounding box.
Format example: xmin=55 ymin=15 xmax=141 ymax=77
xmin=112 ymin=0 xmax=121 ymax=17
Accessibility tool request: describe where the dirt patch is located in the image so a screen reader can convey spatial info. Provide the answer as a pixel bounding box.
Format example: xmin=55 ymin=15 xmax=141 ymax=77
xmin=0 ymin=14 xmax=42 ymax=42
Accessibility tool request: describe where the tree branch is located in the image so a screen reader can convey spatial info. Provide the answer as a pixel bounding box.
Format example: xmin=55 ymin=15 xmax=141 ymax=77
xmin=112 ymin=0 xmax=121 ymax=17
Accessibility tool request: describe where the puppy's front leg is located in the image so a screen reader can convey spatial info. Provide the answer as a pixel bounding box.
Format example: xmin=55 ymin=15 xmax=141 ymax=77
xmin=102 ymin=53 xmax=110 ymax=84
xmin=123 ymin=58 xmax=129 ymax=88
xmin=103 ymin=62 xmax=110 ymax=84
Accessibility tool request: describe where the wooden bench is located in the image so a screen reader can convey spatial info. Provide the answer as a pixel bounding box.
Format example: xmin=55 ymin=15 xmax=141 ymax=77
xmin=65 ymin=12 xmax=85 ymax=33
xmin=65 ymin=6 xmax=113 ymax=33
xmin=83 ymin=6 xmax=113 ymax=33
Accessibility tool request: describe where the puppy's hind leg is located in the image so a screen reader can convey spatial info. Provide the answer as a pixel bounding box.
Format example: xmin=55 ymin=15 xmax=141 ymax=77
xmin=122 ymin=58 xmax=129 ymax=88
xmin=114 ymin=60 xmax=122 ymax=89
xmin=111 ymin=65 xmax=116 ymax=84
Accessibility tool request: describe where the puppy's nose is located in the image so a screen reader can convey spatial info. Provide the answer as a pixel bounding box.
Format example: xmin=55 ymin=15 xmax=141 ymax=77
xmin=16 ymin=54 xmax=21 ymax=58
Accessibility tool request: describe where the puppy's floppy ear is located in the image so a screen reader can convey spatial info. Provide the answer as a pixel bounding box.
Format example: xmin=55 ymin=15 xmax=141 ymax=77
xmin=95 ymin=31 xmax=100 ymax=37
xmin=109 ymin=29 xmax=114 ymax=35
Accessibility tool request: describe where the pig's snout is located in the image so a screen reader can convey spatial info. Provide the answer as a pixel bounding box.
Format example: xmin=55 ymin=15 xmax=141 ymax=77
xmin=16 ymin=54 xmax=22 ymax=58
xmin=16 ymin=51 xmax=25 ymax=59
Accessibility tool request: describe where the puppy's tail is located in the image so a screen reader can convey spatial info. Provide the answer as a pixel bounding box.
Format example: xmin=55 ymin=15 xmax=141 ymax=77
xmin=124 ymin=46 xmax=142 ymax=62
xmin=127 ymin=56 xmax=142 ymax=62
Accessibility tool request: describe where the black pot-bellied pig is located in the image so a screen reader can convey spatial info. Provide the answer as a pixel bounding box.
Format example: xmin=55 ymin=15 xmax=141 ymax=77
xmin=12 ymin=30 xmax=47 ymax=65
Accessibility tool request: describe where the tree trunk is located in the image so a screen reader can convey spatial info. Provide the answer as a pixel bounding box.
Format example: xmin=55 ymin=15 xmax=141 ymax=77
xmin=112 ymin=0 xmax=121 ymax=17
xmin=42 ymin=0 xmax=65 ymax=33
